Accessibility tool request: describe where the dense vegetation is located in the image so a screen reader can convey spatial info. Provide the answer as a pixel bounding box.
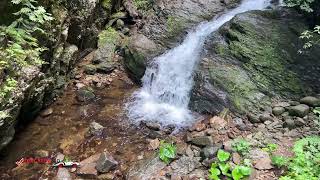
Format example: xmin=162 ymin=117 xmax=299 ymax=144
xmin=0 ymin=0 xmax=52 ymax=101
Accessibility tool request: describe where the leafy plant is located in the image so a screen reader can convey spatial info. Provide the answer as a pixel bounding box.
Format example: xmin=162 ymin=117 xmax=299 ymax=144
xmin=0 ymin=0 xmax=52 ymax=99
xmin=232 ymin=139 xmax=251 ymax=155
xmin=271 ymin=155 xmax=288 ymax=168
xmin=209 ymin=150 xmax=251 ymax=180
xmin=285 ymin=0 xmax=315 ymax=12
xmin=279 ymin=136 xmax=320 ymax=179
xmin=217 ymin=149 xmax=231 ymax=162
xmin=158 ymin=141 xmax=176 ymax=164
xmin=262 ymin=143 xmax=278 ymax=153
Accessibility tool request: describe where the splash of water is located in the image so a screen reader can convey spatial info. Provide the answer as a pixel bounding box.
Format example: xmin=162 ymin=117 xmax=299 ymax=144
xmin=126 ymin=0 xmax=271 ymax=128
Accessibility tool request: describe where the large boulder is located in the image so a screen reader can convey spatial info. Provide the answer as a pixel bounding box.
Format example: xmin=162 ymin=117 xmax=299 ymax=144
xmin=190 ymin=9 xmax=320 ymax=115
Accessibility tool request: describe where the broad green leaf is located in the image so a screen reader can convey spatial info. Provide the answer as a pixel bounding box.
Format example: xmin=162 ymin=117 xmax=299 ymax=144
xmin=217 ymin=150 xmax=230 ymax=162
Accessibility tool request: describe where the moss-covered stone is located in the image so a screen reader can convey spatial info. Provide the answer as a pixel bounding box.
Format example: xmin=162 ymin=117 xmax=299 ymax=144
xmin=191 ymin=9 xmax=320 ymax=115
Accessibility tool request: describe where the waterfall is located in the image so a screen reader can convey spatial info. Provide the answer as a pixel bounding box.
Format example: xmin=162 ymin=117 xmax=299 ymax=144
xmin=126 ymin=0 xmax=271 ymax=128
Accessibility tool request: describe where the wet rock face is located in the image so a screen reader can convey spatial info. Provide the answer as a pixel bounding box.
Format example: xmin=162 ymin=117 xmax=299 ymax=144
xmin=123 ymin=0 xmax=240 ymax=82
xmin=190 ymin=9 xmax=320 ymax=115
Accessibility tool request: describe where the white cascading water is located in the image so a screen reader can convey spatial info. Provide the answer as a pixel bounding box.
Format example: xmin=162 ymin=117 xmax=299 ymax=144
xmin=126 ymin=0 xmax=272 ymax=128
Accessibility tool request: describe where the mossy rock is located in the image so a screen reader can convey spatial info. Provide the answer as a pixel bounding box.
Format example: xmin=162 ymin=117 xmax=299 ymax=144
xmin=191 ymin=9 xmax=320 ymax=115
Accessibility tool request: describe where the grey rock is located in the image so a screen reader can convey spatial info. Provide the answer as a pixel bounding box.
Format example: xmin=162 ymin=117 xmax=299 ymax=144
xmin=272 ymin=106 xmax=285 ymax=116
xmin=259 ymin=113 xmax=273 ymax=122
xmin=300 ymin=96 xmax=320 ymax=107
xmin=190 ymin=136 xmax=214 ymax=147
xmin=35 ymin=150 xmax=49 ymax=158
xmin=56 ymin=168 xmax=72 ymax=180
xmin=127 ymin=155 xmax=166 ymax=179
xmin=233 ymin=117 xmax=248 ymax=131
xmin=294 ymin=117 xmax=305 ymax=127
xmin=200 ymin=144 xmax=222 ymax=159
xmin=288 ymin=104 xmax=310 ymax=117
xmin=145 ymin=122 xmax=161 ymax=131
xmin=171 ymin=156 xmax=201 ymax=175
xmin=116 ymin=19 xmax=124 ymax=29
xmin=284 ymin=118 xmax=296 ymax=129
xmin=89 ymin=122 xmax=104 ymax=136
xmin=95 ymin=152 xmax=118 ymax=173
xmin=289 ymin=101 xmax=300 ymax=106
xmin=96 ymin=62 xmax=116 ymax=74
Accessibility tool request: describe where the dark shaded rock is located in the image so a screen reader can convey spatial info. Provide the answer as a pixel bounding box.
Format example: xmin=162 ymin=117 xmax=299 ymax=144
xmin=272 ymin=106 xmax=285 ymax=116
xmin=288 ymin=104 xmax=310 ymax=117
xmin=300 ymin=96 xmax=320 ymax=107
xmin=76 ymin=87 xmax=95 ymax=102
xmin=190 ymin=136 xmax=214 ymax=147
xmin=95 ymin=152 xmax=118 ymax=173
xmin=247 ymin=114 xmax=260 ymax=123
xmin=284 ymin=118 xmax=296 ymax=129
xmin=145 ymin=122 xmax=161 ymax=131
xmin=294 ymin=117 xmax=305 ymax=127
xmin=200 ymin=144 xmax=222 ymax=159
xmin=259 ymin=113 xmax=273 ymax=122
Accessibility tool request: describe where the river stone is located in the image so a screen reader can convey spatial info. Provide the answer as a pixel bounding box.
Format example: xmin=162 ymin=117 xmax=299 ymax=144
xmin=95 ymin=152 xmax=118 ymax=173
xmin=300 ymin=96 xmax=320 ymax=107
xmin=288 ymin=104 xmax=310 ymax=117
xmin=190 ymin=136 xmax=214 ymax=147
xmin=145 ymin=122 xmax=161 ymax=131
xmin=247 ymin=114 xmax=261 ymax=124
xmin=89 ymin=122 xmax=104 ymax=136
xmin=272 ymin=107 xmax=285 ymax=116
xmin=96 ymin=62 xmax=116 ymax=74
xmin=254 ymin=157 xmax=273 ymax=170
xmin=200 ymin=144 xmax=222 ymax=159
xmin=116 ymin=19 xmax=125 ymax=29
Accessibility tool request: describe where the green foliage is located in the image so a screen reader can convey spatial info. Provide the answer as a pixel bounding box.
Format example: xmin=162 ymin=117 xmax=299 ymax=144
xmin=133 ymin=0 xmax=154 ymax=11
xmin=232 ymin=139 xmax=251 ymax=155
xmin=158 ymin=140 xmax=176 ymax=164
xmin=217 ymin=149 xmax=231 ymax=162
xmin=285 ymin=0 xmax=315 ymax=12
xmin=209 ymin=150 xmax=251 ymax=180
xmin=312 ymin=107 xmax=320 ymax=126
xmin=271 ymin=155 xmax=288 ymax=168
xmin=0 ymin=0 xmax=52 ymax=99
xmin=98 ymin=27 xmax=121 ymax=47
xmin=262 ymin=143 xmax=278 ymax=153
xmin=279 ymin=136 xmax=320 ymax=180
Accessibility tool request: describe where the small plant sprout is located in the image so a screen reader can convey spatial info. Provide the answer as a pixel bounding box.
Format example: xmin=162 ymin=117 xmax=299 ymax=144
xmin=232 ymin=139 xmax=251 ymax=155
xmin=262 ymin=143 xmax=278 ymax=153
xmin=158 ymin=140 xmax=176 ymax=164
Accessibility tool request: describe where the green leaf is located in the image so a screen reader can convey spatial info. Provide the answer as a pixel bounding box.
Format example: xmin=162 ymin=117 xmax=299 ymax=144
xmin=217 ymin=150 xmax=230 ymax=162
xmin=231 ymin=166 xmax=243 ymax=180
xmin=218 ymin=162 xmax=231 ymax=176
xmin=239 ymin=166 xmax=251 ymax=176
xmin=209 ymin=164 xmax=221 ymax=180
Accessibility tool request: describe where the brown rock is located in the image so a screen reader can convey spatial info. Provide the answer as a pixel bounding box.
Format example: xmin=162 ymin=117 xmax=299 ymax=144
xmin=148 ymin=138 xmax=160 ymax=150
xmin=77 ymin=153 xmax=101 ymax=177
xmin=210 ymin=116 xmax=227 ymax=130
xmin=232 ymin=153 xmax=241 ymax=165
xmin=254 ymin=157 xmax=273 ymax=170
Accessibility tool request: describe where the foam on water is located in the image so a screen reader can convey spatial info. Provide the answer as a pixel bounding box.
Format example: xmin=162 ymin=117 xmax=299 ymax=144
xmin=126 ymin=0 xmax=272 ymax=128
